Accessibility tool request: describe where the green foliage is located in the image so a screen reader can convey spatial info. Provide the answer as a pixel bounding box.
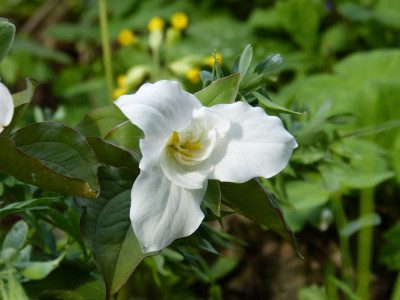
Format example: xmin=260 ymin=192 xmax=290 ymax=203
xmin=0 ymin=18 xmax=14 ymax=64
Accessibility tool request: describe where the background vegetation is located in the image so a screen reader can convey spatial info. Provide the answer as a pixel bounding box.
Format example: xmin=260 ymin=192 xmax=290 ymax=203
xmin=1 ymin=0 xmax=400 ymax=299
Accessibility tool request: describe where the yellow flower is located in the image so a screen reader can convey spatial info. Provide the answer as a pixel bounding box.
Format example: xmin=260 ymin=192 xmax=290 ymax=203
xmin=171 ymin=12 xmax=188 ymax=31
xmin=117 ymin=75 xmax=127 ymax=87
xmin=186 ymin=67 xmax=201 ymax=84
xmin=204 ymin=52 xmax=222 ymax=68
xmin=117 ymin=29 xmax=135 ymax=46
xmin=148 ymin=17 xmax=165 ymax=32
xmin=113 ymin=87 xmax=128 ymax=99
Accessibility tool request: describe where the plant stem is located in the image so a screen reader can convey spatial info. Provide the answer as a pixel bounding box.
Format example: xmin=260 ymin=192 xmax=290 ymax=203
xmin=391 ymin=271 xmax=400 ymax=300
xmin=356 ymin=188 xmax=374 ymax=299
xmin=98 ymin=0 xmax=114 ymax=104
xmin=331 ymin=192 xmax=354 ymax=291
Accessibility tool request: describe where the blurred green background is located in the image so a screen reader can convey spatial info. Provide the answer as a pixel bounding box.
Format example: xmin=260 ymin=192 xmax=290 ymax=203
xmin=1 ymin=0 xmax=400 ymax=299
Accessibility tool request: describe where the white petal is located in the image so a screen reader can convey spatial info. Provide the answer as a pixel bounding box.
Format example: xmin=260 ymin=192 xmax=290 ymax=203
xmin=210 ymin=102 xmax=297 ymax=182
xmin=130 ymin=167 xmax=206 ymax=253
xmin=0 ymin=82 xmax=13 ymax=133
xmin=114 ymin=80 xmax=202 ymax=140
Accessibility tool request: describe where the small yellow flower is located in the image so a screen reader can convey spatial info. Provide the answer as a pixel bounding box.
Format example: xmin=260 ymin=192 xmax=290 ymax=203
xmin=113 ymin=87 xmax=128 ymax=99
xmin=186 ymin=67 xmax=201 ymax=84
xmin=117 ymin=75 xmax=127 ymax=87
xmin=204 ymin=53 xmax=222 ymax=68
xmin=171 ymin=12 xmax=189 ymax=31
xmin=117 ymin=29 xmax=135 ymax=46
xmin=148 ymin=17 xmax=165 ymax=32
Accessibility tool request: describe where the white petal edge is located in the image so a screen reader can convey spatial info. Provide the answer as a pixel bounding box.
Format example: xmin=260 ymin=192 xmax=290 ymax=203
xmin=114 ymin=80 xmax=202 ymax=140
xmin=130 ymin=167 xmax=206 ymax=253
xmin=0 ymin=82 xmax=13 ymax=133
xmin=209 ymin=102 xmax=297 ymax=183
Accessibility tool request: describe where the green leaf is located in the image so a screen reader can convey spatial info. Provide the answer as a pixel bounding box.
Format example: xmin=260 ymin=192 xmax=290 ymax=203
xmin=341 ymin=213 xmax=381 ymax=238
xmin=2 ymin=220 xmax=28 ymax=250
xmin=0 ymin=18 xmax=15 ymax=63
xmin=379 ymin=220 xmax=400 ymax=270
xmin=195 ymin=73 xmax=241 ymax=106
xmin=39 ymin=290 xmax=86 ymax=300
xmin=75 ymin=105 xmax=128 ymax=137
xmin=2 ymin=78 xmax=38 ymax=136
xmin=103 ymin=120 xmax=144 ymax=154
xmin=254 ymin=54 xmax=283 ymax=76
xmin=239 ymin=73 xmax=264 ymax=91
xmin=76 ymin=167 xmax=154 ymax=299
xmin=0 ymin=197 xmax=59 ymax=219
xmin=86 ymin=137 xmax=140 ymax=170
xmin=203 ymin=180 xmax=221 ymax=216
xmin=253 ymin=91 xmax=303 ymax=115
xmin=220 ymin=179 xmax=302 ymax=258
xmin=19 ymin=251 xmax=66 ymax=280
xmin=0 ymin=123 xmax=99 ymax=198
xmin=237 ymin=44 xmax=253 ymax=78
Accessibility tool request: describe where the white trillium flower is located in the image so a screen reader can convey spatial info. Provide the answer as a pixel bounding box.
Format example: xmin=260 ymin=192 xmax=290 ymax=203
xmin=115 ymin=80 xmax=297 ymax=253
xmin=0 ymin=82 xmax=13 ymax=134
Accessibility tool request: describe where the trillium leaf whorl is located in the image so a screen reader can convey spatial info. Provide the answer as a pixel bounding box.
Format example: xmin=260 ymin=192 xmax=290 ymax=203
xmin=114 ymin=80 xmax=297 ymax=253
xmin=0 ymin=82 xmax=13 ymax=133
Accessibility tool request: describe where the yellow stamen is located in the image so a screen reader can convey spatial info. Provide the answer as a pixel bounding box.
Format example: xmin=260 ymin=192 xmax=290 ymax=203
xmin=181 ymin=142 xmax=202 ymax=150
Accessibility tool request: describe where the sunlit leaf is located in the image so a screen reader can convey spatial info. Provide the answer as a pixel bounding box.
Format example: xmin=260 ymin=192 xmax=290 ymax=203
xmin=0 ymin=18 xmax=15 ymax=63
xmin=195 ymin=73 xmax=240 ymax=106
xmin=0 ymin=123 xmax=99 ymax=198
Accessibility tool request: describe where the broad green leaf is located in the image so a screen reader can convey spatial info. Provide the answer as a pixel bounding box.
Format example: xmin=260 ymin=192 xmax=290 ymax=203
xmin=76 ymin=167 xmax=154 ymax=299
xmin=0 ymin=18 xmax=15 ymax=63
xmin=203 ymin=180 xmax=221 ymax=216
xmin=0 ymin=123 xmax=99 ymax=198
xmin=254 ymin=54 xmax=283 ymax=76
xmin=209 ymin=257 xmax=239 ymax=282
xmin=75 ymin=105 xmax=128 ymax=137
xmin=237 ymin=44 xmax=253 ymax=78
xmin=277 ymin=0 xmax=322 ymax=51
xmin=195 ymin=73 xmax=241 ymax=106
xmin=253 ymin=91 xmax=303 ymax=116
xmin=86 ymin=137 xmax=140 ymax=170
xmin=2 ymin=220 xmax=28 ymax=250
xmin=2 ymin=78 xmax=38 ymax=136
xmin=103 ymin=120 xmax=144 ymax=154
xmin=286 ymin=181 xmax=330 ymax=212
xmin=220 ymin=180 xmax=302 ymax=258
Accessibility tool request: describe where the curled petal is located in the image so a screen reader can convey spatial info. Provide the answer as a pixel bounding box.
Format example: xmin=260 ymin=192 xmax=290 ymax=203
xmin=0 ymin=83 xmax=13 ymax=133
xmin=114 ymin=80 xmax=202 ymax=140
xmin=210 ymin=102 xmax=297 ymax=183
xmin=130 ymin=167 xmax=206 ymax=253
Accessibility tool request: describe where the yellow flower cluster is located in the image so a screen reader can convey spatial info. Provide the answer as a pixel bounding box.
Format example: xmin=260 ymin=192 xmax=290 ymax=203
xmin=117 ymin=29 xmax=135 ymax=46
xmin=148 ymin=17 xmax=165 ymax=32
xmin=204 ymin=53 xmax=223 ymax=68
xmin=186 ymin=67 xmax=201 ymax=84
xmin=171 ymin=12 xmax=188 ymax=31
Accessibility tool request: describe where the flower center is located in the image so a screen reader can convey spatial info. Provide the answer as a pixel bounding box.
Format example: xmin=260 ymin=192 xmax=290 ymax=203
xmin=168 ymin=131 xmax=202 ymax=162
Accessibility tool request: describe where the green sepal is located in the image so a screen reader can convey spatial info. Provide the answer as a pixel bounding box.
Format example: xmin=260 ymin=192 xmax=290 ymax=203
xmin=195 ymin=73 xmax=241 ymax=106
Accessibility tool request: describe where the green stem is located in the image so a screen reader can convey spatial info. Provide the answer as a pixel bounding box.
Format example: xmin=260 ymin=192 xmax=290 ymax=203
xmin=356 ymin=188 xmax=374 ymax=299
xmin=98 ymin=0 xmax=114 ymax=104
xmin=391 ymin=271 xmax=400 ymax=300
xmin=331 ymin=192 xmax=354 ymax=291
